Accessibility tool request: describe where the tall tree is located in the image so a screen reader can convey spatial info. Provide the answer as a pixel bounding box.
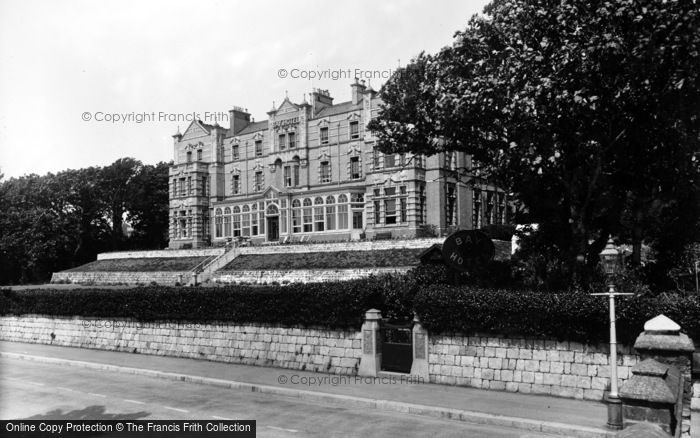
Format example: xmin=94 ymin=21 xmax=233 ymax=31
xmin=369 ymin=0 xmax=700 ymax=284
xmin=126 ymin=161 xmax=171 ymax=249
xmin=100 ymin=158 xmax=143 ymax=251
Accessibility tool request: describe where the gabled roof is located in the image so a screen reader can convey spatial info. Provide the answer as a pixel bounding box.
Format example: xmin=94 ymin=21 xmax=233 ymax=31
xmin=261 ymin=185 xmax=287 ymax=197
xmin=274 ymin=97 xmax=300 ymax=113
xmin=233 ymin=120 xmax=269 ymax=136
xmin=313 ymin=100 xmax=362 ymax=118
xmin=182 ymin=119 xmax=214 ymax=139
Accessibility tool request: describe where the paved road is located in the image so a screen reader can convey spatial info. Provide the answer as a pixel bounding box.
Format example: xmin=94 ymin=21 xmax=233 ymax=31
xmin=0 ymin=357 xmax=556 ymax=438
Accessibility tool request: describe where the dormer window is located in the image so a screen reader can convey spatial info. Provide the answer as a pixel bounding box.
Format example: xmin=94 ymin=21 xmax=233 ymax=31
xmin=320 ymin=127 xmax=329 ymax=145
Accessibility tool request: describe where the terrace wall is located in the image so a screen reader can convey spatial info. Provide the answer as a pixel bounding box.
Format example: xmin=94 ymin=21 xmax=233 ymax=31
xmin=50 ymin=271 xmax=191 ymax=285
xmin=98 ymin=248 xmax=225 ymax=260
xmin=213 ymin=267 xmax=413 ymax=284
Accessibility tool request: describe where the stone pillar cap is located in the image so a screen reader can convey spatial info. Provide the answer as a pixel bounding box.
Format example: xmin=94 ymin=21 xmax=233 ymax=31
xmin=634 ymin=331 xmax=695 ymax=352
xmin=631 ymin=358 xmax=668 ymax=378
xmin=364 ymin=309 xmax=382 ymax=320
xmin=620 ymin=359 xmax=680 ymax=404
xmin=644 ymin=314 xmax=680 ymax=333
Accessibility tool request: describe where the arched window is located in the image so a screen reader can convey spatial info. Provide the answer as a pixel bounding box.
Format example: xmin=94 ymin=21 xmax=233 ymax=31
xmin=337 ymin=194 xmax=349 ymax=229
xmin=326 ymin=196 xmax=336 ymax=231
xmin=233 ymin=206 xmax=241 ymax=237
xmin=214 ymin=208 xmax=223 ymax=238
xmin=314 ymin=197 xmax=324 ymax=231
xmin=242 ymin=205 xmax=251 ymax=236
xmin=302 ymin=198 xmax=312 ymax=232
xmin=292 ymin=199 xmax=302 ymax=233
xmin=251 ymin=203 xmax=259 ymax=235
xmin=223 ymin=207 xmax=231 ymax=237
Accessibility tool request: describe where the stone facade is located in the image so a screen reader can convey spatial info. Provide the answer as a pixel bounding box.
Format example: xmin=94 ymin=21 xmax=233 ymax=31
xmin=428 ymin=334 xmax=639 ymax=401
xmin=0 ymin=316 xmax=361 ymax=375
xmin=168 ymin=81 xmax=509 ymax=249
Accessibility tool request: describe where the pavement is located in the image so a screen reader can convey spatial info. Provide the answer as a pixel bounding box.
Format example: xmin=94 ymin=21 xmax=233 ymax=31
xmin=0 ymin=341 xmax=620 ymax=437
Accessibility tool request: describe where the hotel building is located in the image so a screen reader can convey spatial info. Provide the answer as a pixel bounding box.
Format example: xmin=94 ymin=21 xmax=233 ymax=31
xmin=168 ymin=80 xmax=508 ymax=248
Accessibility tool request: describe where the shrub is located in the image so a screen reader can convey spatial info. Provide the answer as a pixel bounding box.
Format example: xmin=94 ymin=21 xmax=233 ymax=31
xmin=480 ymin=224 xmax=516 ymax=241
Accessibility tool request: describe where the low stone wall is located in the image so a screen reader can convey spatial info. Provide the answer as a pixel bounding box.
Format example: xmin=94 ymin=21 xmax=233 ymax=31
xmin=213 ymin=267 xmax=413 ymax=284
xmin=50 ymin=271 xmax=191 ymax=285
xmin=428 ymin=334 xmax=639 ymax=401
xmin=98 ymin=248 xmax=224 ymax=260
xmin=1 ymin=315 xmax=661 ymax=403
xmin=0 ymin=316 xmax=361 ymax=375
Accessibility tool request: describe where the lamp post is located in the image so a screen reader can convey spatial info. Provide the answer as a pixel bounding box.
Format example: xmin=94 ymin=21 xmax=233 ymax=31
xmin=591 ymin=238 xmax=633 ymax=430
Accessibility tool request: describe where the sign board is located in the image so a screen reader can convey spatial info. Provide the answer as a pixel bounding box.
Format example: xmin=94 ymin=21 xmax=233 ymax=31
xmin=441 ymin=230 xmax=495 ymax=272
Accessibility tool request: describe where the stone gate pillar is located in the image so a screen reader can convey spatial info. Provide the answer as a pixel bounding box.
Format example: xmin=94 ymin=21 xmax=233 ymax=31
xmin=358 ymin=309 xmax=382 ymax=377
xmin=411 ymin=314 xmax=429 ymax=380
xmin=621 ymin=314 xmax=695 ymax=437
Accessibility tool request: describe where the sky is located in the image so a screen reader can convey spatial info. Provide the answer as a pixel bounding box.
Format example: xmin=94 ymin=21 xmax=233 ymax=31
xmin=0 ymin=0 xmax=489 ymax=178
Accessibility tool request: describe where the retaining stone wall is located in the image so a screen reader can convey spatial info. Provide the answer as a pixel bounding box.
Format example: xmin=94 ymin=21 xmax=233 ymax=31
xmin=428 ymin=334 xmax=640 ymax=401
xmin=96 ymin=239 xmax=443 ymax=261
xmin=236 ymin=238 xmax=444 ymax=255
xmin=98 ymin=248 xmax=224 ymax=260
xmin=213 ymin=268 xmax=413 ymax=284
xmin=51 ymin=271 xmax=191 ymax=285
xmin=0 ymin=316 xmax=361 ymax=375
xmin=3 ymin=315 xmax=673 ymax=404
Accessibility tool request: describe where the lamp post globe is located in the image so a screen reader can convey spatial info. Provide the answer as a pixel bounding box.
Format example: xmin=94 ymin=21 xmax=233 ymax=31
xmin=599 ymin=238 xmax=620 ymax=280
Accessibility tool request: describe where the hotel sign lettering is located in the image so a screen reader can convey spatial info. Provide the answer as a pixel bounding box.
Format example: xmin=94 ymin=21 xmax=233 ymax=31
xmin=441 ymin=230 xmax=495 ymax=272
xmin=273 ymin=117 xmax=299 ymax=131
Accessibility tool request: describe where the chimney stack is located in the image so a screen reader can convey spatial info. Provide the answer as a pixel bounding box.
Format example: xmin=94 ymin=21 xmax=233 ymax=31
xmin=310 ymin=88 xmax=333 ymax=115
xmin=351 ymin=78 xmax=366 ymax=105
xmin=228 ymin=106 xmax=251 ymax=135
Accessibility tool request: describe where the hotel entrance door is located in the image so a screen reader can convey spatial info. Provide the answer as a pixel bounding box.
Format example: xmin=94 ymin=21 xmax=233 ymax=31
xmin=267 ymin=216 xmax=279 ymax=241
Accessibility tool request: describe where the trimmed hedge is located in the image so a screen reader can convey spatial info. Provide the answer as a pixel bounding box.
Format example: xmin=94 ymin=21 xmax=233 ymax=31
xmin=0 ymin=281 xmax=386 ymax=329
xmin=414 ymin=285 xmax=700 ymax=345
xmin=2 ymin=273 xmax=698 ymax=345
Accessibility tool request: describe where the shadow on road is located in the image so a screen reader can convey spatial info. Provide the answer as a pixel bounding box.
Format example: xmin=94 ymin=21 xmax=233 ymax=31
xmin=23 ymin=405 xmax=150 ymax=420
